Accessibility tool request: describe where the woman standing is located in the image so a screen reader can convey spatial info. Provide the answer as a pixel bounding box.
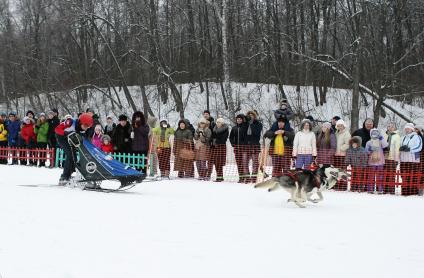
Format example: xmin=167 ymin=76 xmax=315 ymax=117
xmin=131 ymin=111 xmax=150 ymax=172
xmin=209 ymin=118 xmax=229 ymax=182
xmin=34 ymin=113 xmax=50 ymax=167
xmin=316 ymin=122 xmax=337 ymax=166
xmin=334 ymin=119 xmax=351 ymax=190
xmin=152 ymin=119 xmax=174 ymax=178
xmin=383 ymin=122 xmax=401 ymax=194
xmin=292 ymin=119 xmax=317 ymax=170
xmin=194 ymin=117 xmax=212 ymax=180
xmin=174 ymin=120 xmax=194 ymax=178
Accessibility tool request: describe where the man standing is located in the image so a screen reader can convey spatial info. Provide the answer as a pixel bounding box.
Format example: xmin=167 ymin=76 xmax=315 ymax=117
xmin=47 ymin=110 xmax=60 ymax=148
xmin=352 ymin=118 xmax=374 ymax=147
xmin=245 ymin=111 xmax=263 ymax=183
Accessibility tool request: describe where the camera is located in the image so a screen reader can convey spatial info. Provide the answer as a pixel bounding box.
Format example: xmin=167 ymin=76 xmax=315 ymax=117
xmin=399 ymin=145 xmax=410 ymax=152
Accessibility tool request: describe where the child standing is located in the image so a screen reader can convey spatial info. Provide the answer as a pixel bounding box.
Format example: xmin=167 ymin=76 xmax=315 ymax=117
xmin=91 ymin=124 xmax=103 ymax=149
xmin=345 ymin=136 xmax=369 ymax=192
xmin=365 ymin=129 xmax=389 ymax=193
xmin=292 ymin=118 xmax=317 ymax=170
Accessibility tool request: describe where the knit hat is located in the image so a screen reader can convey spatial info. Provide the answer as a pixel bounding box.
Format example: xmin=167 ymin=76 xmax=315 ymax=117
xmin=39 ymin=113 xmax=46 ymax=118
xmin=78 ymin=113 xmax=94 ymax=128
xmin=404 ymin=123 xmax=415 ymax=131
xmin=216 ymin=118 xmax=225 ymax=125
xmin=101 ymin=134 xmax=111 ymax=142
xmin=199 ymin=117 xmax=210 ymax=125
xmin=23 ymin=116 xmax=30 ymax=124
xmin=236 ymin=114 xmax=245 ymax=121
xmin=350 ymin=136 xmax=362 ymax=146
xmin=1 ymin=112 xmax=6 ymax=117
xmin=370 ymin=128 xmax=380 ymax=139
xmin=336 ymin=119 xmax=346 ymax=127
xmin=159 ymin=118 xmax=168 ymax=124
xmin=322 ymin=122 xmax=332 ymax=129
xmin=63 ymin=114 xmax=73 ymax=120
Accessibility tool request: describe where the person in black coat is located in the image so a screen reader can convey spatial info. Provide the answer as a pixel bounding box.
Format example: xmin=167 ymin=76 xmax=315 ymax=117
xmin=207 ymin=117 xmax=229 ymax=182
xmin=230 ymin=114 xmax=249 ymax=183
xmin=47 ymin=110 xmax=60 ymax=148
xmin=104 ymin=116 xmax=116 ymax=137
xmin=264 ymin=117 xmax=295 ymax=177
xmin=245 ymin=111 xmax=263 ymax=183
xmin=203 ymin=110 xmax=216 ymax=133
xmin=352 ymin=118 xmax=374 ymax=148
xmin=112 ymin=114 xmax=132 ymax=154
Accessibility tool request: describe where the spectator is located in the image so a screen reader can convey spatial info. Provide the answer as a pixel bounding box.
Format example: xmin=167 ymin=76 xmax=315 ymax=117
xmin=292 ymin=118 xmax=317 ymax=170
xmin=100 ymin=135 xmax=114 ymax=154
xmin=264 ymin=117 xmax=294 ymax=177
xmin=104 ymin=116 xmax=116 ymax=138
xmin=152 ymin=119 xmax=174 ymax=178
xmin=174 ymin=119 xmax=194 ymax=178
xmin=331 ymin=116 xmax=341 ymax=133
xmin=147 ymin=116 xmax=159 ymax=177
xmin=305 ymin=115 xmax=321 ymax=138
xmin=6 ymin=112 xmax=20 ymax=165
xmin=334 ymin=119 xmax=351 ymax=190
xmin=1 ymin=113 xmax=7 ymax=128
xmin=91 ymin=124 xmax=103 ymax=149
xmin=345 ymin=136 xmax=368 ymax=192
xmin=131 ymin=111 xmax=150 ymax=172
xmin=208 ymin=118 xmax=229 ymax=182
xmin=230 ymin=114 xmax=248 ymax=183
xmin=194 ymin=117 xmax=212 ymax=180
xmin=415 ymin=127 xmax=424 ymax=195
xmin=399 ymin=123 xmax=423 ymax=195
xmin=365 ymin=129 xmax=389 ymax=193
xmin=0 ymin=116 xmax=7 ymax=164
xmin=26 ymin=110 xmax=36 ymax=122
xmin=112 ymin=115 xmax=132 ymax=154
xmin=20 ymin=116 xmax=37 ymax=165
xmin=352 ymin=118 xmax=374 ymax=148
xmin=272 ymin=99 xmax=294 ymax=130
xmin=245 ymin=110 xmax=263 ymax=183
xmin=316 ymin=122 xmax=336 ymax=166
xmin=383 ymin=122 xmax=401 ymax=194
xmin=34 ymin=113 xmax=50 ymax=167
xmin=47 ymin=110 xmax=60 ymax=148
xmin=203 ymin=110 xmax=215 ymax=131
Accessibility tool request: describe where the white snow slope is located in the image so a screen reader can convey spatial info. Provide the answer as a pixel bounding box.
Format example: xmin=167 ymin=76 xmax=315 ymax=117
xmin=1 ymin=165 xmax=424 ymax=278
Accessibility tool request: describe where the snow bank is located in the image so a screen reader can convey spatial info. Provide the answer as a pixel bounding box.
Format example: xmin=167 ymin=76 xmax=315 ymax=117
xmin=1 ymin=165 xmax=423 ymax=278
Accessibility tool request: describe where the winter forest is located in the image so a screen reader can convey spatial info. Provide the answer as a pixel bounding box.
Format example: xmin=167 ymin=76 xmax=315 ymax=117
xmin=0 ymin=0 xmax=424 ymax=131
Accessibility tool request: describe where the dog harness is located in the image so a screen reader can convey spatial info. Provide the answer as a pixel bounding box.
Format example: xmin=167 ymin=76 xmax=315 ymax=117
xmin=283 ymin=170 xmax=322 ymax=189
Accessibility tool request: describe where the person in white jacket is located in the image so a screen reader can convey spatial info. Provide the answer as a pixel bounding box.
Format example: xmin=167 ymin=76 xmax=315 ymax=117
xmin=293 ymin=119 xmax=317 ymax=170
xmin=399 ymin=123 xmax=423 ymax=195
xmin=334 ymin=119 xmax=351 ymax=190
xmin=383 ymin=122 xmax=401 ymax=194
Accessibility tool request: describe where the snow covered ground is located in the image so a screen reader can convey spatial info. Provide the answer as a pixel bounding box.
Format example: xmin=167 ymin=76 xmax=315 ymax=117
xmin=1 ymin=165 xmax=424 ymax=278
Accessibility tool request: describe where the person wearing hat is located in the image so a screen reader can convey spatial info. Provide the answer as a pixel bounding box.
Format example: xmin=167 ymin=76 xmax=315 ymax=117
xmin=292 ymin=118 xmax=317 ymax=170
xmin=272 ymin=99 xmax=293 ymax=131
xmin=104 ymin=115 xmax=116 ymax=138
xmin=112 ymin=114 xmax=132 ymax=154
xmin=152 ymin=119 xmax=174 ymax=178
xmin=383 ymin=122 xmax=401 ymax=194
xmin=230 ymin=114 xmax=249 ymax=183
xmin=245 ymin=110 xmax=263 ymax=183
xmin=316 ymin=122 xmax=337 ymax=166
xmin=54 ymin=113 xmax=94 ymax=185
xmin=0 ymin=113 xmax=7 ymax=128
xmin=131 ymin=111 xmax=150 ymax=172
xmin=334 ymin=119 xmax=351 ymax=190
xmin=399 ymin=123 xmax=423 ymax=195
xmin=20 ymin=116 xmax=37 ymax=165
xmin=365 ymin=128 xmax=389 ymax=193
xmin=100 ymin=134 xmax=114 ymax=154
xmin=6 ymin=113 xmax=20 ymax=164
xmin=194 ymin=117 xmax=212 ymax=180
xmin=0 ymin=115 xmax=8 ymax=164
xmin=174 ymin=119 xmax=195 ymax=178
xmin=47 ymin=110 xmax=60 ymax=148
xmin=34 ymin=113 xmax=50 ymax=167
xmin=345 ymin=136 xmax=368 ymax=192
xmin=264 ymin=116 xmax=295 ymax=177
xmin=208 ymin=117 xmax=229 ymax=182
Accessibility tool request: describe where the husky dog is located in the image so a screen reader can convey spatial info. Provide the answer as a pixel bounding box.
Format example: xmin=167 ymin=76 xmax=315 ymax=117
xmin=254 ymin=166 xmax=349 ymax=208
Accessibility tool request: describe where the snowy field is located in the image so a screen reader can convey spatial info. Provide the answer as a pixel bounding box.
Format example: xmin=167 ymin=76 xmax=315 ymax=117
xmin=1 ymin=165 xmax=424 ymax=278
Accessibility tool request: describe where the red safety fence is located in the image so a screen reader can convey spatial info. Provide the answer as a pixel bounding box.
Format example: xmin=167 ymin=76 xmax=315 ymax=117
xmin=148 ymin=139 xmax=424 ymax=196
xmin=0 ymin=146 xmax=55 ymax=167
xmin=1 ymin=140 xmax=423 ymax=196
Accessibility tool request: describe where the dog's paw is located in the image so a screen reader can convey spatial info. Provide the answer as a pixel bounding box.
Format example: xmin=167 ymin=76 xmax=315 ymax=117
xmin=295 ymin=201 xmax=306 ymax=208
xmin=287 ymin=198 xmax=293 ymax=203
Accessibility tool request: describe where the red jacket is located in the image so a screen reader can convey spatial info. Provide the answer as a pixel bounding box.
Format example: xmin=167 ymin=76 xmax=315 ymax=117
xmin=55 ymin=118 xmax=74 ymax=136
xmin=21 ymin=123 xmax=37 ymax=145
xmin=101 ymin=143 xmax=114 ymax=154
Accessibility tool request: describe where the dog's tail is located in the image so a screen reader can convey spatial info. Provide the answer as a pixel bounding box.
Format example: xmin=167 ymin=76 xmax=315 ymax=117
xmin=254 ymin=178 xmax=279 ymax=190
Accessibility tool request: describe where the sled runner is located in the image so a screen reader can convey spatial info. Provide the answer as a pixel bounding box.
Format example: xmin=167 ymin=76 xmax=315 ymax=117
xmin=67 ymin=132 xmax=145 ymax=189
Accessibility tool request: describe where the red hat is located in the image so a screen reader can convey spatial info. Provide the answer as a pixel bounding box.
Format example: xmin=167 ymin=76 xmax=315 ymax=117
xmin=78 ymin=113 xmax=94 ymax=128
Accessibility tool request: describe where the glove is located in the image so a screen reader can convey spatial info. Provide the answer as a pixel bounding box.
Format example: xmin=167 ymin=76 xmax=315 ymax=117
xmin=378 ymin=135 xmax=384 ymax=140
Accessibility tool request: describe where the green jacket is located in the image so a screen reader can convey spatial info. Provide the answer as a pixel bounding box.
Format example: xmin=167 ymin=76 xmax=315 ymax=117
xmin=152 ymin=126 xmax=175 ymax=148
xmin=34 ymin=122 xmax=49 ymax=143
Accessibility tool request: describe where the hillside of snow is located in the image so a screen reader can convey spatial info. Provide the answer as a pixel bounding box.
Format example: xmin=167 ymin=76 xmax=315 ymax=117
xmin=1 ymin=165 xmax=424 ymax=278
xmin=5 ymin=83 xmax=424 ymax=130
